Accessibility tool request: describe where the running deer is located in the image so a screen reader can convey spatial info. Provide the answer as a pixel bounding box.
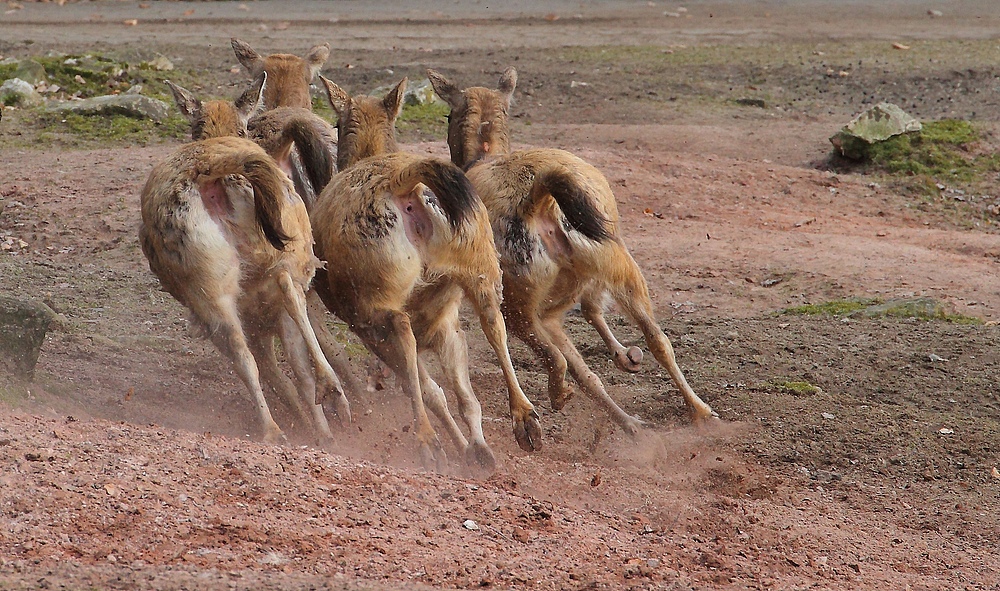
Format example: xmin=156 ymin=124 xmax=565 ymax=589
xmin=166 ymin=72 xmax=364 ymax=402
xmin=428 ymin=67 xmax=718 ymax=434
xmin=245 ymin=105 xmax=367 ymax=401
xmin=308 ymin=76 xmax=541 ymax=472
xmin=143 ymin=75 xmax=351 ymax=443
xmin=232 ymin=38 xmax=336 ymax=205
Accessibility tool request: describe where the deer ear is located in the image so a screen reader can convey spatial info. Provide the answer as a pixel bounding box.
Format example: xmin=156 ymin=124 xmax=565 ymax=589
xmin=383 ymin=77 xmax=407 ymax=121
xmin=235 ymin=72 xmax=267 ymax=120
xmin=427 ymin=69 xmax=462 ymax=108
xmin=231 ymin=38 xmax=264 ymax=75
xmin=320 ymin=76 xmax=350 ymax=116
xmin=304 ymin=43 xmax=331 ymax=79
xmin=165 ymin=80 xmax=202 ymax=122
xmin=497 ymin=66 xmax=518 ymax=102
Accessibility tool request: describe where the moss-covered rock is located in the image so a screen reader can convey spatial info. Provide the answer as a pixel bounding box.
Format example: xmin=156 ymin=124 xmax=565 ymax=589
xmin=12 ymin=59 xmax=48 ymax=86
xmin=47 ymin=93 xmax=171 ymax=121
xmin=830 ymin=102 xmax=922 ymax=160
xmin=0 ymin=78 xmax=43 ymax=107
xmin=0 ymin=296 xmax=57 ymax=380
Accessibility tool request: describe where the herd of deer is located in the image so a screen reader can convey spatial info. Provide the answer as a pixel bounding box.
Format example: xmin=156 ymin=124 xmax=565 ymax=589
xmin=138 ymin=39 xmax=719 ymax=474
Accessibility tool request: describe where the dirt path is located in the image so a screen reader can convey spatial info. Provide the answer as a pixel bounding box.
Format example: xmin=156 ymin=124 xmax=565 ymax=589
xmin=2 ymin=2 xmax=1000 ymax=590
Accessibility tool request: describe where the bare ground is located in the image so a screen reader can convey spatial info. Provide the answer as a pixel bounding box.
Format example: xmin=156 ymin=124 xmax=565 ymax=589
xmin=1 ymin=1 xmax=1000 ymax=590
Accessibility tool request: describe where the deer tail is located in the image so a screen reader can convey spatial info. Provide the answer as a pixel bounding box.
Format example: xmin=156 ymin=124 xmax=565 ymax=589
xmin=198 ymin=139 xmax=293 ymax=251
xmin=529 ymin=166 xmax=611 ymax=242
xmin=283 ymin=116 xmax=335 ymax=196
xmin=394 ymin=158 xmax=478 ymax=231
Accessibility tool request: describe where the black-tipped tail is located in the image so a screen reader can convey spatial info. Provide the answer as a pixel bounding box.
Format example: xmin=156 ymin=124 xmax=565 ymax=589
xmin=242 ymin=157 xmax=293 ymax=251
xmin=534 ymin=168 xmax=611 ymax=242
xmin=285 ymin=118 xmax=335 ymax=197
xmin=406 ymin=159 xmax=478 ymax=231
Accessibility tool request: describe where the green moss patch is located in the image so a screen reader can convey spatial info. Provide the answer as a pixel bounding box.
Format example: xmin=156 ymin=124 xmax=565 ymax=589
xmin=783 ymin=298 xmax=877 ymax=317
xmin=784 ymin=297 xmax=983 ymax=325
xmin=396 ymin=102 xmax=449 ymax=142
xmin=860 ymin=298 xmax=983 ymax=325
xmin=36 ymin=111 xmax=188 ymax=146
xmin=772 ymin=380 xmax=821 ymax=396
xmin=858 ymin=120 xmax=1000 ymax=184
xmin=0 ymin=52 xmax=209 ymax=149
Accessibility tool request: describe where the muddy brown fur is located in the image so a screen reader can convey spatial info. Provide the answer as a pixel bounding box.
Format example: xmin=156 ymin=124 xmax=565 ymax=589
xmin=143 ymin=80 xmax=352 ymax=444
xmin=308 ymin=76 xmax=542 ymax=474
xmin=428 ymin=67 xmax=718 ymax=434
xmin=173 ymin=72 xmax=364 ymax=408
xmin=247 ymin=106 xmax=337 ymax=207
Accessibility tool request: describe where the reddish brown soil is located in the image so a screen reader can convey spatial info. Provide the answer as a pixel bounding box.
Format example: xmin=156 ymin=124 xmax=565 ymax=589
xmin=1 ymin=1 xmax=999 ymax=590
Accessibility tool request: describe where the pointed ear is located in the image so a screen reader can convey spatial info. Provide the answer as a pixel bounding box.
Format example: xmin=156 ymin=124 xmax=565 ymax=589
xmin=231 ymin=37 xmax=264 ymax=75
xmin=235 ymin=72 xmax=267 ymax=120
xmin=427 ymin=69 xmax=462 ymax=108
xmin=304 ymin=43 xmax=331 ymax=79
xmin=497 ymin=66 xmax=517 ymax=102
xmin=165 ymin=80 xmax=201 ymax=122
xmin=319 ymin=75 xmax=350 ymax=117
xmin=383 ymin=77 xmax=407 ymax=121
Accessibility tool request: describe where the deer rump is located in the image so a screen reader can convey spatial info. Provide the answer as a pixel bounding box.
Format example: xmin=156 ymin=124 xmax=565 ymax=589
xmin=315 ymin=154 xmax=477 ymax=286
xmin=140 ymin=140 xmax=303 ymax=312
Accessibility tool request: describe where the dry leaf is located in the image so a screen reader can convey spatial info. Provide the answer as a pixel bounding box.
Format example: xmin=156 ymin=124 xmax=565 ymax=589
xmin=892 ymin=42 xmax=910 ymax=50
xmin=123 ymin=18 xmax=138 ymax=26
xmin=124 ymin=387 xmax=134 ymax=402
xmin=992 ymin=467 xmax=1000 ymax=480
xmin=543 ymin=13 xmax=559 ymax=21
xmin=590 ymin=471 xmax=602 ymax=487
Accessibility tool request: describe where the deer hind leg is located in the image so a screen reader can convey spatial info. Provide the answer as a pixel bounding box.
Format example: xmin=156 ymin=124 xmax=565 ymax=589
xmin=307 ymin=281 xmax=367 ymax=401
xmin=502 ymin=280 xmax=573 ymax=415
xmin=409 ymin=283 xmax=496 ymax=471
xmin=610 ymin=252 xmax=718 ymax=424
xmin=205 ymin=302 xmax=284 ymax=443
xmin=467 ymin=279 xmax=542 ymax=453
xmin=418 ymin=306 xmax=497 ymax=474
xmin=277 ymin=313 xmax=336 ymax=440
xmin=276 ymin=270 xmax=352 ymax=426
xmin=249 ymin=326 xmax=331 ymax=440
xmin=541 ymin=314 xmax=644 ymax=436
xmin=580 ymin=287 xmax=643 ymax=373
xmin=352 ymin=309 xmax=447 ymax=471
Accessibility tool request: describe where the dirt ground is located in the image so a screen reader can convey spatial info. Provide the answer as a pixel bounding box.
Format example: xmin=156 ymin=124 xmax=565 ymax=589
xmin=2 ymin=1 xmax=1000 ymax=589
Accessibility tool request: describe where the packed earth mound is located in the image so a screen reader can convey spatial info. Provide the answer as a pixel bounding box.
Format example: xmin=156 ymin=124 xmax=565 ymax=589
xmin=2 ymin=1 xmax=999 ymax=590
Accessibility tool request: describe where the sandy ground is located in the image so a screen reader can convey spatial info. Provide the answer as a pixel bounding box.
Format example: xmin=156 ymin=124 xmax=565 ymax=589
xmin=1 ymin=1 xmax=1000 ymax=590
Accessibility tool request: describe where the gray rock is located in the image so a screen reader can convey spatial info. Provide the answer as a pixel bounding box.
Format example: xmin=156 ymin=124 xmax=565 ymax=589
xmin=830 ymin=102 xmax=921 ymax=160
xmin=143 ymin=56 xmax=174 ymax=71
xmin=0 ymin=296 xmax=57 ymax=380
xmin=0 ymin=78 xmax=43 ymax=107
xmin=371 ymin=77 xmax=444 ymax=107
xmin=13 ymin=59 xmax=47 ymax=86
xmin=47 ymin=94 xmax=171 ymax=121
xmin=858 ymin=297 xmax=949 ymax=320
